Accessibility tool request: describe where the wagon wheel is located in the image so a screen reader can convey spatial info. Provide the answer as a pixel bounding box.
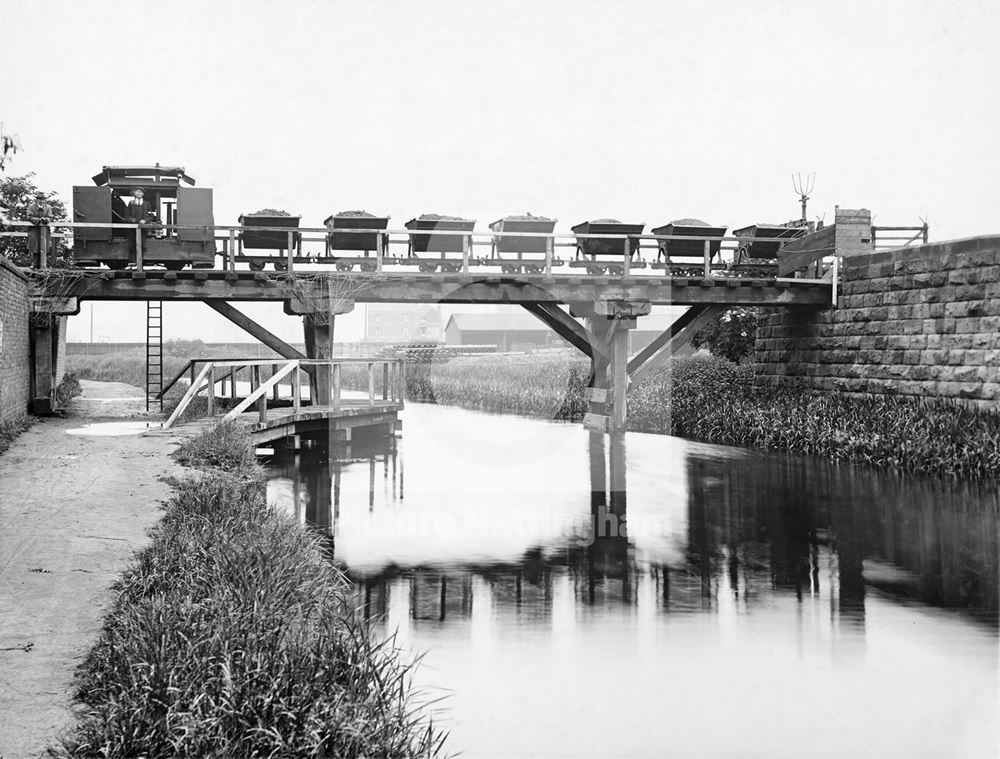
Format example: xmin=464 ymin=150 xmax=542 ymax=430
xmin=359 ymin=261 xmax=377 ymax=273
xmin=248 ymin=260 xmax=265 ymax=272
xmin=335 ymin=261 xmax=355 ymax=272
xmin=525 ymin=264 xmax=543 ymax=274
xmin=501 ymin=264 xmax=519 ymax=274
xmin=607 ymin=264 xmax=624 ymax=276
xmin=273 ymin=259 xmax=288 ymax=271
xmin=443 ymin=262 xmax=462 ymax=273
xmin=586 ymin=264 xmax=606 ymax=275
xmin=418 ymin=262 xmax=438 ymax=273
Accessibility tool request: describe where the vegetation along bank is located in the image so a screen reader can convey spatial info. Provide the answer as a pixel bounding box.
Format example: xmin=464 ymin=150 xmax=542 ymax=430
xmin=56 ymin=423 xmax=445 ymax=758
xmin=395 ymin=354 xmax=1000 ymax=480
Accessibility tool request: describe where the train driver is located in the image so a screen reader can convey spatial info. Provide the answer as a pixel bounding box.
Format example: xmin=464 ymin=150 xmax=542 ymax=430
xmin=124 ymin=187 xmax=157 ymax=226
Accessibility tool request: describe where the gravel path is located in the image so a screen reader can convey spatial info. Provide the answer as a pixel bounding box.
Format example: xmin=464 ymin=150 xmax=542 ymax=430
xmin=0 ymin=381 xmax=187 ymax=759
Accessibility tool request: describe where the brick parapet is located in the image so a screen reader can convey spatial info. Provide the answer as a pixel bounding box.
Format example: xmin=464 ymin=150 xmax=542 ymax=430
xmin=0 ymin=258 xmax=30 ymax=424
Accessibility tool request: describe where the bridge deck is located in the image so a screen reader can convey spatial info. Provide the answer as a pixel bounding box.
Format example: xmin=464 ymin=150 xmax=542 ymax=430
xmin=168 ymin=400 xmax=402 ymax=446
xmin=51 ymin=269 xmax=832 ymax=306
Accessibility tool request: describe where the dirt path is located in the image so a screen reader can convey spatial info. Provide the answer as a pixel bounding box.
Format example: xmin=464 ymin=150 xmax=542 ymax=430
xmin=0 ymin=380 xmax=187 ymax=759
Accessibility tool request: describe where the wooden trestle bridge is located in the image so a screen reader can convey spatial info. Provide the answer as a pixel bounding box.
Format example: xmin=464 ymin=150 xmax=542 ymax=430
xmin=18 ymin=214 xmax=867 ymax=436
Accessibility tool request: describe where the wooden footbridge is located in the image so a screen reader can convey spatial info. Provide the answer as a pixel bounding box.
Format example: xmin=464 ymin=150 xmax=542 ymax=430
xmin=16 ymin=213 xmax=871 ymax=435
xmin=161 ymin=357 xmax=403 ymax=446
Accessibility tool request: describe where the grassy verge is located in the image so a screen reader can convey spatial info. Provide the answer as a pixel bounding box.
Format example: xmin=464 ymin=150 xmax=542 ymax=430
xmin=0 ymin=414 xmax=32 ymax=456
xmin=57 ymin=425 xmax=446 ymax=758
xmin=383 ymin=353 xmax=1000 ymax=479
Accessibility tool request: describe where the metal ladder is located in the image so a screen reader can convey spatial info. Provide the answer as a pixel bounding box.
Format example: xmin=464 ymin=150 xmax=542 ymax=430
xmin=146 ymin=301 xmax=163 ymax=412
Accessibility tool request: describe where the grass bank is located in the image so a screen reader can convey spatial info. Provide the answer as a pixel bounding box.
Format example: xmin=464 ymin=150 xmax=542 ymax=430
xmin=0 ymin=414 xmax=32 ymax=456
xmin=390 ymin=353 xmax=1000 ymax=480
xmin=57 ymin=423 xmax=445 ymax=758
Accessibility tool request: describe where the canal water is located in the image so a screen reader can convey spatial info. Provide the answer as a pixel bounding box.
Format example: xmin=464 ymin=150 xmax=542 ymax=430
xmin=265 ymin=403 xmax=1000 ymax=758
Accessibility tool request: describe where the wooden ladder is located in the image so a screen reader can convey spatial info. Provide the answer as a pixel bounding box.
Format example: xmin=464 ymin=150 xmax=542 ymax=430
xmin=146 ymin=300 xmax=163 ymax=412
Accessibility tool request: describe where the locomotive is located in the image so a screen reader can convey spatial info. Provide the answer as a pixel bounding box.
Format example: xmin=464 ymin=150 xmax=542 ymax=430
xmin=73 ymin=165 xmax=215 ymax=270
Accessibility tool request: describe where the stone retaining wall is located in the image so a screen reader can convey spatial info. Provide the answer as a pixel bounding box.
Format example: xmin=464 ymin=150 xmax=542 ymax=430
xmin=754 ymin=235 xmax=1000 ymax=405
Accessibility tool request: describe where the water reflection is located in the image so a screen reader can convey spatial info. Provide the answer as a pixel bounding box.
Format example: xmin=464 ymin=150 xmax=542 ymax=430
xmin=265 ymin=404 xmax=999 ymax=758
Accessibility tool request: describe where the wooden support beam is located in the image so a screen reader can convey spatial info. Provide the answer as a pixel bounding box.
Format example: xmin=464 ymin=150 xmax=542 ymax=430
xmin=521 ymin=302 xmax=608 ymax=361
xmin=626 ymin=305 xmax=711 ymax=375
xmin=607 ymin=319 xmax=631 ymax=433
xmin=204 ymin=299 xmax=306 ymax=359
xmin=628 ymin=305 xmax=726 ymax=386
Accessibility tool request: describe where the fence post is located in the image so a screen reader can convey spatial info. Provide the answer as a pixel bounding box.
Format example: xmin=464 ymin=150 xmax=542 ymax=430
xmin=253 ymin=365 xmax=266 ymax=423
xmin=135 ymin=227 xmax=144 ymax=270
xmin=228 ymin=229 xmax=236 ymax=271
xmin=623 ymin=236 xmax=631 ymax=279
xmin=293 ymin=365 xmax=301 ymax=412
xmin=545 ymin=235 xmax=553 ymax=278
xmin=462 ymin=235 xmax=470 ymax=274
xmin=367 ymin=362 xmax=375 ymax=407
xmin=703 ymin=239 xmax=711 ymax=278
xmin=332 ymin=363 xmax=341 ymax=412
xmin=382 ymin=362 xmax=389 ymax=401
xmin=287 ymin=230 xmax=294 ymax=272
xmin=271 ymin=364 xmax=280 ymax=401
xmin=207 ymin=365 xmax=216 ymax=416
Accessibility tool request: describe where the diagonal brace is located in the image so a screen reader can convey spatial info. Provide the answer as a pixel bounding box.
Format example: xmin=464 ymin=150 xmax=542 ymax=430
xmin=522 ymin=302 xmax=609 ymax=362
xmin=205 ymin=299 xmax=305 ymax=359
xmin=628 ymin=305 xmax=726 ymax=386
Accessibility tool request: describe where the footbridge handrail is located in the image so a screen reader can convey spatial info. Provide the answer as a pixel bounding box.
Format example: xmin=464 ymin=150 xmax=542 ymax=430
xmin=162 ymin=357 xmax=404 ymax=430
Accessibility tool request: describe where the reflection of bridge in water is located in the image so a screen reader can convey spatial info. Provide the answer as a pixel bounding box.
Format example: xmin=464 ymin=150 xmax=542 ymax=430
xmin=267 ymin=431 xmax=999 ymax=632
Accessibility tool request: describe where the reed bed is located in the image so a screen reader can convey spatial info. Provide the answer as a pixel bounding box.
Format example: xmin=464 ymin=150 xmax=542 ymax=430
xmin=57 ymin=430 xmax=446 ymax=758
xmin=381 ymin=352 xmax=1000 ymax=479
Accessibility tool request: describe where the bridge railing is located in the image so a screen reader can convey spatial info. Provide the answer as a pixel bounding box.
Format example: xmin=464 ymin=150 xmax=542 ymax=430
xmin=2 ymin=219 xmax=833 ymax=283
xmin=871 ymin=224 xmax=929 ymax=250
xmin=162 ymin=356 xmax=404 ymax=429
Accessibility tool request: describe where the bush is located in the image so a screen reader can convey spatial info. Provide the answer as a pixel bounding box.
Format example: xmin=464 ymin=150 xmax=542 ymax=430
xmin=55 ymin=371 xmax=83 ymax=407
xmin=691 ymin=306 xmax=759 ymax=363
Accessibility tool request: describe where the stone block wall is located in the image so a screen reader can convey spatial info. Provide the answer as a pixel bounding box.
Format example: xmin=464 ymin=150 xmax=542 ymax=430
xmin=754 ymin=235 xmax=1000 ymax=405
xmin=0 ymin=257 xmax=30 ymax=424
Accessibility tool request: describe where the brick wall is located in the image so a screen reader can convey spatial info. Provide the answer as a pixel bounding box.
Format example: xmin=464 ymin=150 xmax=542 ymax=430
xmin=0 ymin=257 xmax=30 ymax=424
xmin=754 ymin=235 xmax=1000 ymax=406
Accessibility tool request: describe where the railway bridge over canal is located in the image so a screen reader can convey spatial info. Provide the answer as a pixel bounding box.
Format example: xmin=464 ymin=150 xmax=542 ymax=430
xmin=20 ymin=210 xmax=877 ymax=435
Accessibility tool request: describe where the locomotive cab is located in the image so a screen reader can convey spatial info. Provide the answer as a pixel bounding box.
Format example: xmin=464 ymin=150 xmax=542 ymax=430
xmin=73 ymin=164 xmax=216 ymax=270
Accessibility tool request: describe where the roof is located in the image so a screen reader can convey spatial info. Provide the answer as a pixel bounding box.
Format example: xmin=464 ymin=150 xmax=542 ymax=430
xmin=92 ymin=165 xmax=195 ymax=187
xmin=446 ymin=313 xmax=554 ymax=332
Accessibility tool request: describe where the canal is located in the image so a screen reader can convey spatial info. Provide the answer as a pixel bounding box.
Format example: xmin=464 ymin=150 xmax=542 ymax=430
xmin=265 ymin=403 xmax=1000 ymax=758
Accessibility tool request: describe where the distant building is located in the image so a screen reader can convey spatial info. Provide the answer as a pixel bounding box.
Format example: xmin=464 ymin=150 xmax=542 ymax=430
xmin=366 ymin=303 xmax=442 ymax=342
xmin=444 ymin=312 xmax=562 ymax=352
xmin=444 ymin=308 xmax=690 ymax=355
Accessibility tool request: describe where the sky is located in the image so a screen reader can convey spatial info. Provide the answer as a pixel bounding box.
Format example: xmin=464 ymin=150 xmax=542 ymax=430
xmin=1 ymin=0 xmax=998 ymax=342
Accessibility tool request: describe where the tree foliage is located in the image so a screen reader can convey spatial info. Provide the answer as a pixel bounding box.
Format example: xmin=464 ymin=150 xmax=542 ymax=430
xmin=692 ymin=306 xmax=760 ymax=363
xmin=0 ymin=122 xmax=19 ymax=172
xmin=0 ymin=173 xmax=70 ymax=266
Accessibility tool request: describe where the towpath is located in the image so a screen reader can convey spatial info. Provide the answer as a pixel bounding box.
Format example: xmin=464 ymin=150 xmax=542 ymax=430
xmin=0 ymin=381 xmax=185 ymax=759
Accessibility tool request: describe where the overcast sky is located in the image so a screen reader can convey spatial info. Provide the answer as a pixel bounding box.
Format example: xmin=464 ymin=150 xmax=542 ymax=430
xmin=2 ymin=0 xmax=997 ymax=342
